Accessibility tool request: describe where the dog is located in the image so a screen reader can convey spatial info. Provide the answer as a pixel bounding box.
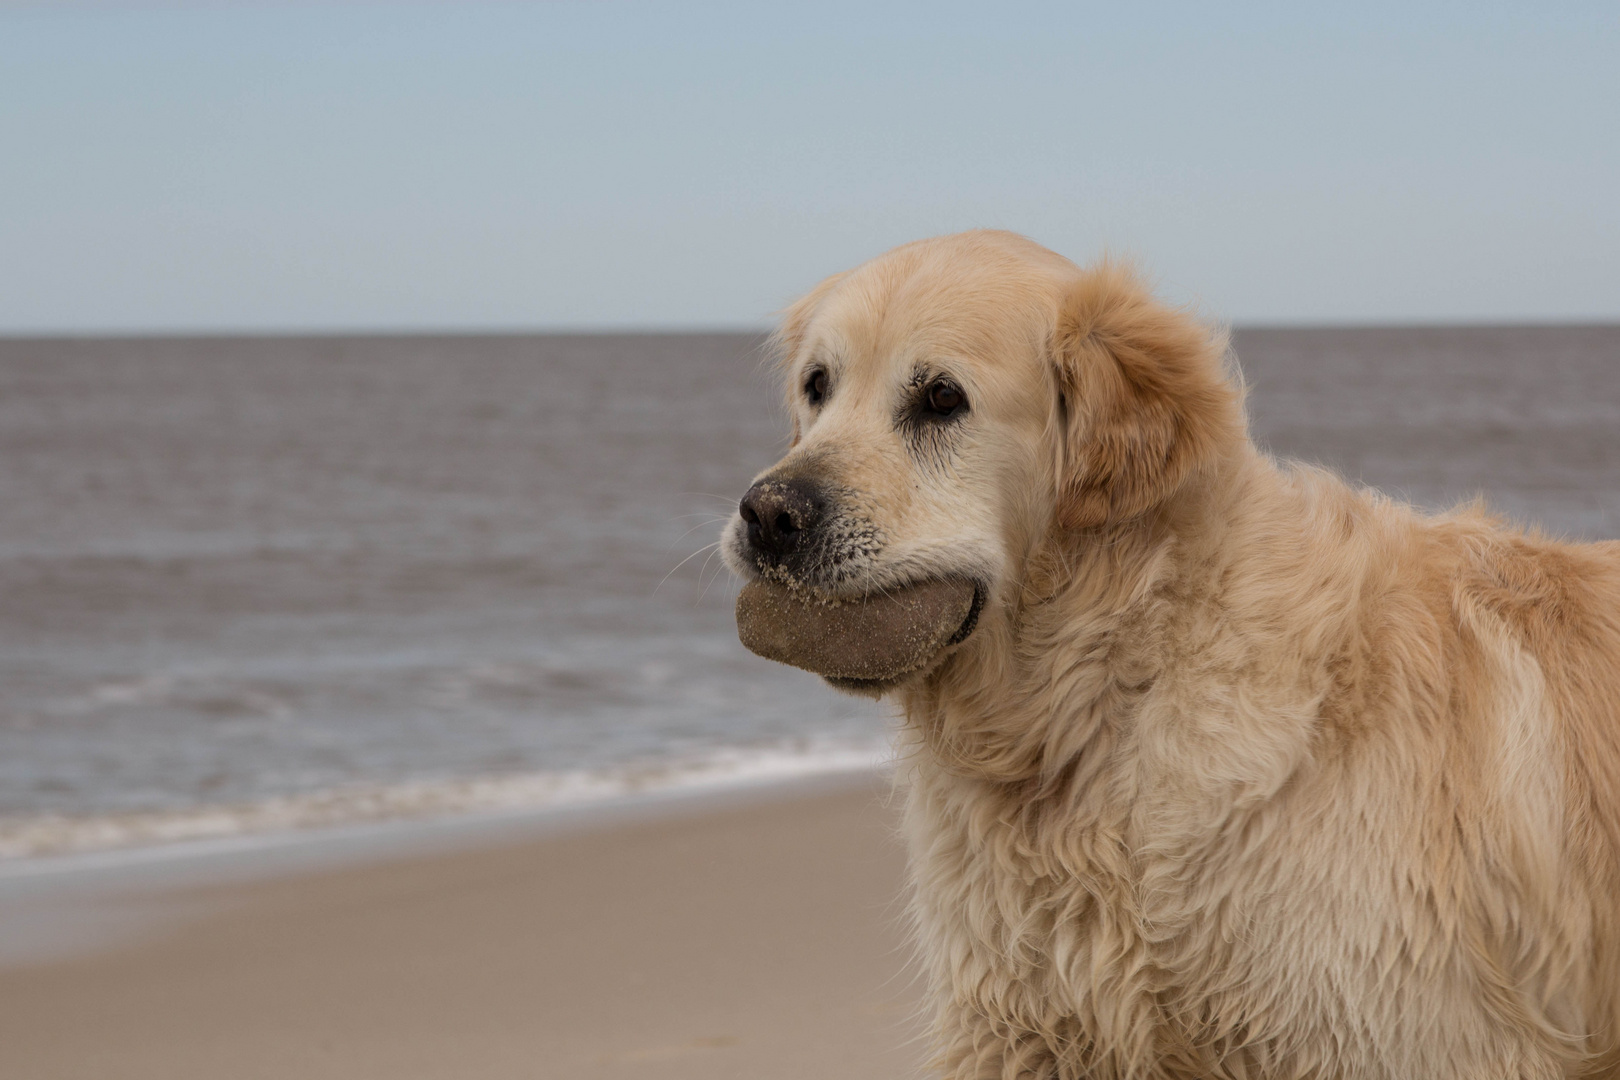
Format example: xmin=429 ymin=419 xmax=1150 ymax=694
xmin=722 ymin=230 xmax=1620 ymax=1079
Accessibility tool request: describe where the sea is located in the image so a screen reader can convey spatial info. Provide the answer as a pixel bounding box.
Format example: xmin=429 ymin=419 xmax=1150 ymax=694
xmin=0 ymin=327 xmax=1616 ymax=859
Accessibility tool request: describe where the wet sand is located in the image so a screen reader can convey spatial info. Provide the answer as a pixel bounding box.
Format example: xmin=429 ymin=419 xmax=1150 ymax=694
xmin=0 ymin=776 xmax=925 ymax=1079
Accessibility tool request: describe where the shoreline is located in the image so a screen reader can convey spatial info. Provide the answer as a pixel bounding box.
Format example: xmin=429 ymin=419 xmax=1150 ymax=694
xmin=0 ymin=765 xmax=894 ymax=967
xmin=0 ymin=771 xmax=925 ymax=1079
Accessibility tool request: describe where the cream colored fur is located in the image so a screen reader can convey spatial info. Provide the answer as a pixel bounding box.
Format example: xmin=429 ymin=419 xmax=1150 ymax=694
xmin=726 ymin=231 xmax=1620 ymax=1079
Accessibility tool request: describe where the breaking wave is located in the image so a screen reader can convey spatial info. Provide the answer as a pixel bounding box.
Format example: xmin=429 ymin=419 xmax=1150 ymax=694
xmin=0 ymin=739 xmax=893 ymax=861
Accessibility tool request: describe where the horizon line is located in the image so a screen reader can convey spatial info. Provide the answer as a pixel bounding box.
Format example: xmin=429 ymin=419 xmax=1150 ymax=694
xmin=4 ymin=316 xmax=1620 ymax=341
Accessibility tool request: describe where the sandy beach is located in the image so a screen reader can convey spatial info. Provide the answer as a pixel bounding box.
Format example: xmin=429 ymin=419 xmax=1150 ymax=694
xmin=0 ymin=774 xmax=924 ymax=1079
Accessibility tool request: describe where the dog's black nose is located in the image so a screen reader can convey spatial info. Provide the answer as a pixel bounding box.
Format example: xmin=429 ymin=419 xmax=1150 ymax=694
xmin=739 ymin=479 xmax=823 ymax=559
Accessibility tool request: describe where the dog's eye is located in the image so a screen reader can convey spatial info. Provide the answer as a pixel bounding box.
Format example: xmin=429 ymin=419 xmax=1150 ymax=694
xmin=924 ymin=381 xmax=965 ymax=417
xmin=805 ymin=368 xmax=829 ymax=405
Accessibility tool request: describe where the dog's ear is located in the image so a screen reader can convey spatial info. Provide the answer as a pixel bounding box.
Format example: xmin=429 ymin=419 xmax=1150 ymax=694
xmin=770 ymin=271 xmax=847 ymax=445
xmin=1051 ymin=262 xmax=1241 ymax=530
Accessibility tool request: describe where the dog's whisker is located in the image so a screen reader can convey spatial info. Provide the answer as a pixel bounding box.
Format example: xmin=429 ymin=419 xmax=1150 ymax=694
xmin=678 ymin=492 xmax=745 ymax=505
xmin=695 ymin=545 xmax=731 ymax=602
xmin=666 ymin=517 xmax=730 ymax=547
xmin=652 ymin=541 xmax=721 ymax=596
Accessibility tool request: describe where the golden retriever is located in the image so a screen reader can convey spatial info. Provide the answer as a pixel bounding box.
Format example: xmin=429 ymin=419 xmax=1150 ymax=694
xmin=722 ymin=230 xmax=1620 ymax=1079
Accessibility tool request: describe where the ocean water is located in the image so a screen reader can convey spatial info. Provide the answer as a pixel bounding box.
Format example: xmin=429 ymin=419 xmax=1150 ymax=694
xmin=0 ymin=327 xmax=1615 ymax=857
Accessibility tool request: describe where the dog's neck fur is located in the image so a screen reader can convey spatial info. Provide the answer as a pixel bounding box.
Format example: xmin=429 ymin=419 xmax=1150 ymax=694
xmin=894 ymin=439 xmax=1399 ymax=1075
xmin=903 ymin=437 xmax=1322 ymax=792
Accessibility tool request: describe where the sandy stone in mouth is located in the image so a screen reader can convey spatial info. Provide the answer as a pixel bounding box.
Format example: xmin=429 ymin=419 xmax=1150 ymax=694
xmin=735 ymin=578 xmax=977 ymax=682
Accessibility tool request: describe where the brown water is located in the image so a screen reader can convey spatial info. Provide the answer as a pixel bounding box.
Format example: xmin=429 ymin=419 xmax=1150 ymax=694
xmin=0 ymin=327 xmax=1615 ymax=850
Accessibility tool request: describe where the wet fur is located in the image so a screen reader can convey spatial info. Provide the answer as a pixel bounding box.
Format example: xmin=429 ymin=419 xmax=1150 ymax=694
xmin=727 ymin=231 xmax=1620 ymax=1078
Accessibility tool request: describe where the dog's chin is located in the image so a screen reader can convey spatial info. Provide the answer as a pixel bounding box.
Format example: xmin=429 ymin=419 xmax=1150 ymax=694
xmin=822 ymin=674 xmax=897 ymax=699
xmin=816 ymin=581 xmax=986 ymax=699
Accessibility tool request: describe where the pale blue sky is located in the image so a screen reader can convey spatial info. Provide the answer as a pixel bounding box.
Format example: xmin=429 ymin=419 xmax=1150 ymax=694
xmin=1 ymin=2 xmax=1616 ymax=332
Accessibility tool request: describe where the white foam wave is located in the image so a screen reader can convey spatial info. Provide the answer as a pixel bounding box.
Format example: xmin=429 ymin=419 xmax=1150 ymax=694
xmin=0 ymin=739 xmax=893 ymax=862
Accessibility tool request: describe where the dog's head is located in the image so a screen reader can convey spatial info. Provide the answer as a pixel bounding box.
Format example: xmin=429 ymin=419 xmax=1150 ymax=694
xmin=723 ymin=230 xmax=1241 ymax=695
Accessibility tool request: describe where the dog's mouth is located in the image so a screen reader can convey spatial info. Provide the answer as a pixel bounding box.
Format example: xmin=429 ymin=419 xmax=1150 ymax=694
xmin=735 ymin=576 xmax=985 ymax=698
xmin=946 ymin=582 xmax=987 ymax=646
